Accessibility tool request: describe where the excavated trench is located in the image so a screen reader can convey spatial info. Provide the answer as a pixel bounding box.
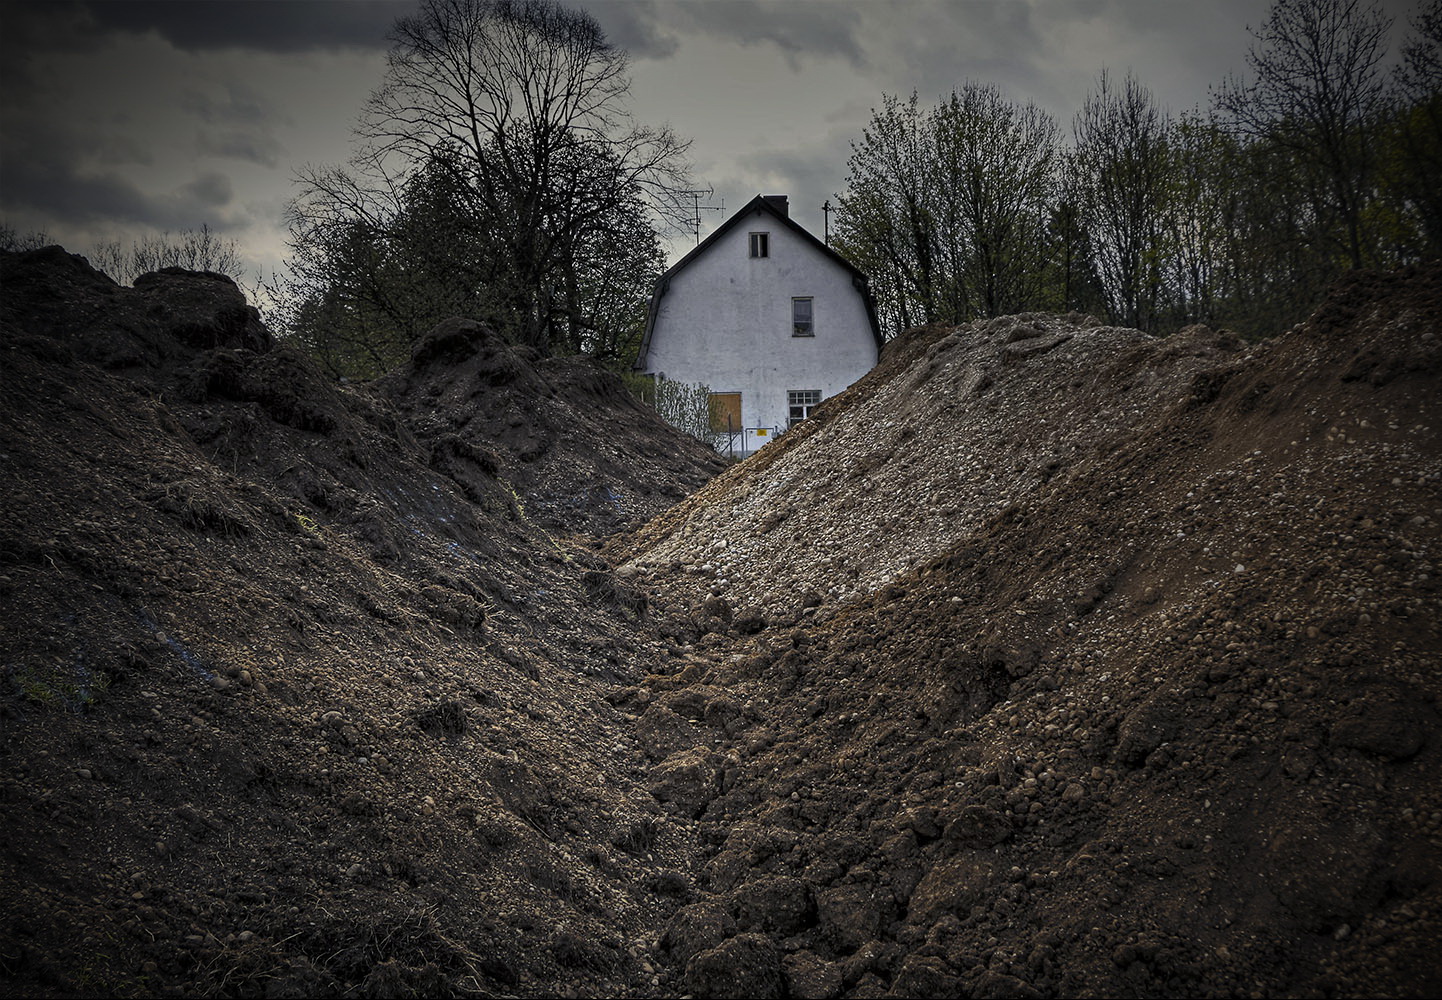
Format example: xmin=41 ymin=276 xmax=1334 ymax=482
xmin=2 ymin=249 xmax=1440 ymax=999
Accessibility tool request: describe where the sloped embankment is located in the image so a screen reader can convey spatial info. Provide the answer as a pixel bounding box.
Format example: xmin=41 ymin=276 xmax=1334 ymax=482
xmin=614 ymin=312 xmax=1247 ymax=613
xmin=377 ymin=317 xmax=725 ymax=536
xmin=0 ymin=248 xmax=714 ymax=998
xmin=619 ymin=266 xmax=1442 ymax=998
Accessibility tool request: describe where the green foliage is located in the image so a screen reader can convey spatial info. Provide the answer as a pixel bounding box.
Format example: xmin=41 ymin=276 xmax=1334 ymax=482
xmin=1381 ymin=0 xmax=1442 ymax=258
xmin=1072 ymin=70 xmax=1172 ymax=330
xmin=623 ymin=372 xmax=719 ymax=448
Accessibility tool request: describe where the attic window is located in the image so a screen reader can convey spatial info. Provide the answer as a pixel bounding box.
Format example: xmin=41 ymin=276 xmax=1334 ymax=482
xmin=749 ymin=232 xmax=769 ymax=258
xmin=792 ymin=297 xmax=814 ymax=336
xmin=788 ymin=389 xmax=821 ymax=428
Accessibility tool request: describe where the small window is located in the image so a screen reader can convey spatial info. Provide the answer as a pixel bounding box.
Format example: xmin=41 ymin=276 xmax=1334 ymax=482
xmin=791 ymin=296 xmax=814 ymax=336
xmin=749 ymin=232 xmax=769 ymax=258
xmin=788 ymin=389 xmax=821 ymax=428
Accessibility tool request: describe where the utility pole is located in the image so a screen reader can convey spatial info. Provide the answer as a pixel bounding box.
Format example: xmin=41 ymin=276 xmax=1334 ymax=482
xmin=681 ymin=188 xmax=726 ymax=244
xmin=823 ymin=199 xmax=832 ymax=245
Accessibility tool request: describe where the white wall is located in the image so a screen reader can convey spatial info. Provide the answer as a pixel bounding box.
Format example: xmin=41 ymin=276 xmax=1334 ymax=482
xmin=642 ymin=207 xmax=877 ymax=450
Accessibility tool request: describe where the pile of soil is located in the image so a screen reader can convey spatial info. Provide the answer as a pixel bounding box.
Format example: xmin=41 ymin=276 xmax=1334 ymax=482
xmin=376 ymin=317 xmax=725 ymax=536
xmin=2 ymin=244 xmax=1439 ymax=1000
xmin=612 ymin=312 xmax=1248 ymax=612
xmin=616 ymin=264 xmax=1442 ymax=998
xmin=0 ymin=248 xmax=716 ymax=998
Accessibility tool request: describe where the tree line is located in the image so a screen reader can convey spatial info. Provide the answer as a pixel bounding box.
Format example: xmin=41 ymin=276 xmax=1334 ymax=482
xmin=834 ymin=0 xmax=1441 ymax=340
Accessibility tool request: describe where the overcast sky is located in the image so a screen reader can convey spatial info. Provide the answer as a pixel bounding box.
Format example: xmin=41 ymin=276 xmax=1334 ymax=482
xmin=0 ymin=0 xmax=1417 ymax=283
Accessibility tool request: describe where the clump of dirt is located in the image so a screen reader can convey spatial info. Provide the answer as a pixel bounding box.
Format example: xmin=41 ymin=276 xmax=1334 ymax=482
xmin=618 ymin=264 xmax=1442 ymax=998
xmin=377 ymin=317 xmax=724 ymax=536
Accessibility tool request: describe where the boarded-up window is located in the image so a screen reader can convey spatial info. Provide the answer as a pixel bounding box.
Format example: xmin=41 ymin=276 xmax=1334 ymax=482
xmin=709 ymin=392 xmax=741 ymax=433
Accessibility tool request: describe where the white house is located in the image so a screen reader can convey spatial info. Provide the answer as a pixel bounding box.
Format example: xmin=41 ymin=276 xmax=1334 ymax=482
xmin=634 ymin=194 xmax=882 ymax=455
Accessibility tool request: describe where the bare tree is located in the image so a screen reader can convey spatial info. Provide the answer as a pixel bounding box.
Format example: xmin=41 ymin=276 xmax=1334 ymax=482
xmin=1073 ymin=70 xmax=1172 ymax=330
xmin=355 ymin=0 xmax=692 ymax=351
xmin=89 ymin=225 xmax=243 ymax=285
xmin=931 ymin=83 xmax=1060 ymax=319
xmin=1390 ymin=0 xmax=1442 ymax=256
xmin=0 ymin=223 xmax=51 ymax=252
xmin=833 ymin=92 xmax=940 ymax=333
xmin=1215 ymin=0 xmax=1393 ymax=269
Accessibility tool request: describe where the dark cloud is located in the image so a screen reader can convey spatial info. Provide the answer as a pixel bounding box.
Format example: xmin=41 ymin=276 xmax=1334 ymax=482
xmin=0 ymin=1 xmax=110 ymax=59
xmin=180 ymin=82 xmax=279 ymax=126
xmin=686 ymin=0 xmax=869 ymax=69
xmin=1 ymin=115 xmax=237 ymax=232
xmin=590 ymin=0 xmax=869 ymax=70
xmin=583 ymin=1 xmax=681 ymax=60
xmin=75 ymin=0 xmax=406 ymax=53
xmin=882 ymin=2 xmax=1051 ymax=105
xmin=735 ymin=133 xmax=855 ymax=230
xmin=183 ymin=171 xmax=235 ymax=208
xmin=196 ymin=127 xmax=283 ymax=167
xmin=92 ymin=133 xmax=156 ymax=169
xmin=183 ymin=82 xmax=287 ymax=165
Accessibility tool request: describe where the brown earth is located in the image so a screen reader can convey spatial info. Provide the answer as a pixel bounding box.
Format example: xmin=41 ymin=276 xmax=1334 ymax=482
xmin=2 ymin=247 xmax=1440 ymax=999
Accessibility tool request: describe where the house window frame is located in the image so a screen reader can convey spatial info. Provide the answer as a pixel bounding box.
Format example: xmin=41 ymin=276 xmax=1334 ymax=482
xmin=749 ymin=232 xmax=769 ymax=258
xmin=787 ymin=388 xmax=822 ymax=428
xmin=791 ymin=296 xmax=814 ymax=337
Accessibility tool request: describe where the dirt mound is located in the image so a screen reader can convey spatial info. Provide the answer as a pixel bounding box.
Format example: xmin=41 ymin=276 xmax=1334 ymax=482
xmin=614 ymin=311 xmax=1246 ymax=614
xmin=0 ymin=246 xmax=272 ymax=366
xmin=0 ymin=248 xmax=709 ymax=998
xmin=378 ymin=317 xmax=725 ymax=536
xmin=619 ymin=267 xmax=1441 ymax=998
xmin=3 ymin=244 xmax=1438 ymax=999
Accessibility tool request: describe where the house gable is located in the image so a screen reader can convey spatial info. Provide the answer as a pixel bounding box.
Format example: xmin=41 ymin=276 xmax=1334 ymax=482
xmin=634 ymin=195 xmax=882 ymax=453
xmin=634 ymin=194 xmax=882 ymax=372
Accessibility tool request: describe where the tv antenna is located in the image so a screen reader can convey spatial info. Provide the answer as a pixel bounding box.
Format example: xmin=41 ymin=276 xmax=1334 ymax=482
xmin=682 ymin=188 xmax=725 ymax=244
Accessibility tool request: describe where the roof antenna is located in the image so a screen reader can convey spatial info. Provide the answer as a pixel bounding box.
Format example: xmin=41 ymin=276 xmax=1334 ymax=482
xmin=682 ymin=188 xmax=725 ymax=244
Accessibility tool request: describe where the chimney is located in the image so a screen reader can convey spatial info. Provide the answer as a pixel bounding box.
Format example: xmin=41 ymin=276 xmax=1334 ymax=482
xmin=762 ymin=194 xmax=789 ymax=218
